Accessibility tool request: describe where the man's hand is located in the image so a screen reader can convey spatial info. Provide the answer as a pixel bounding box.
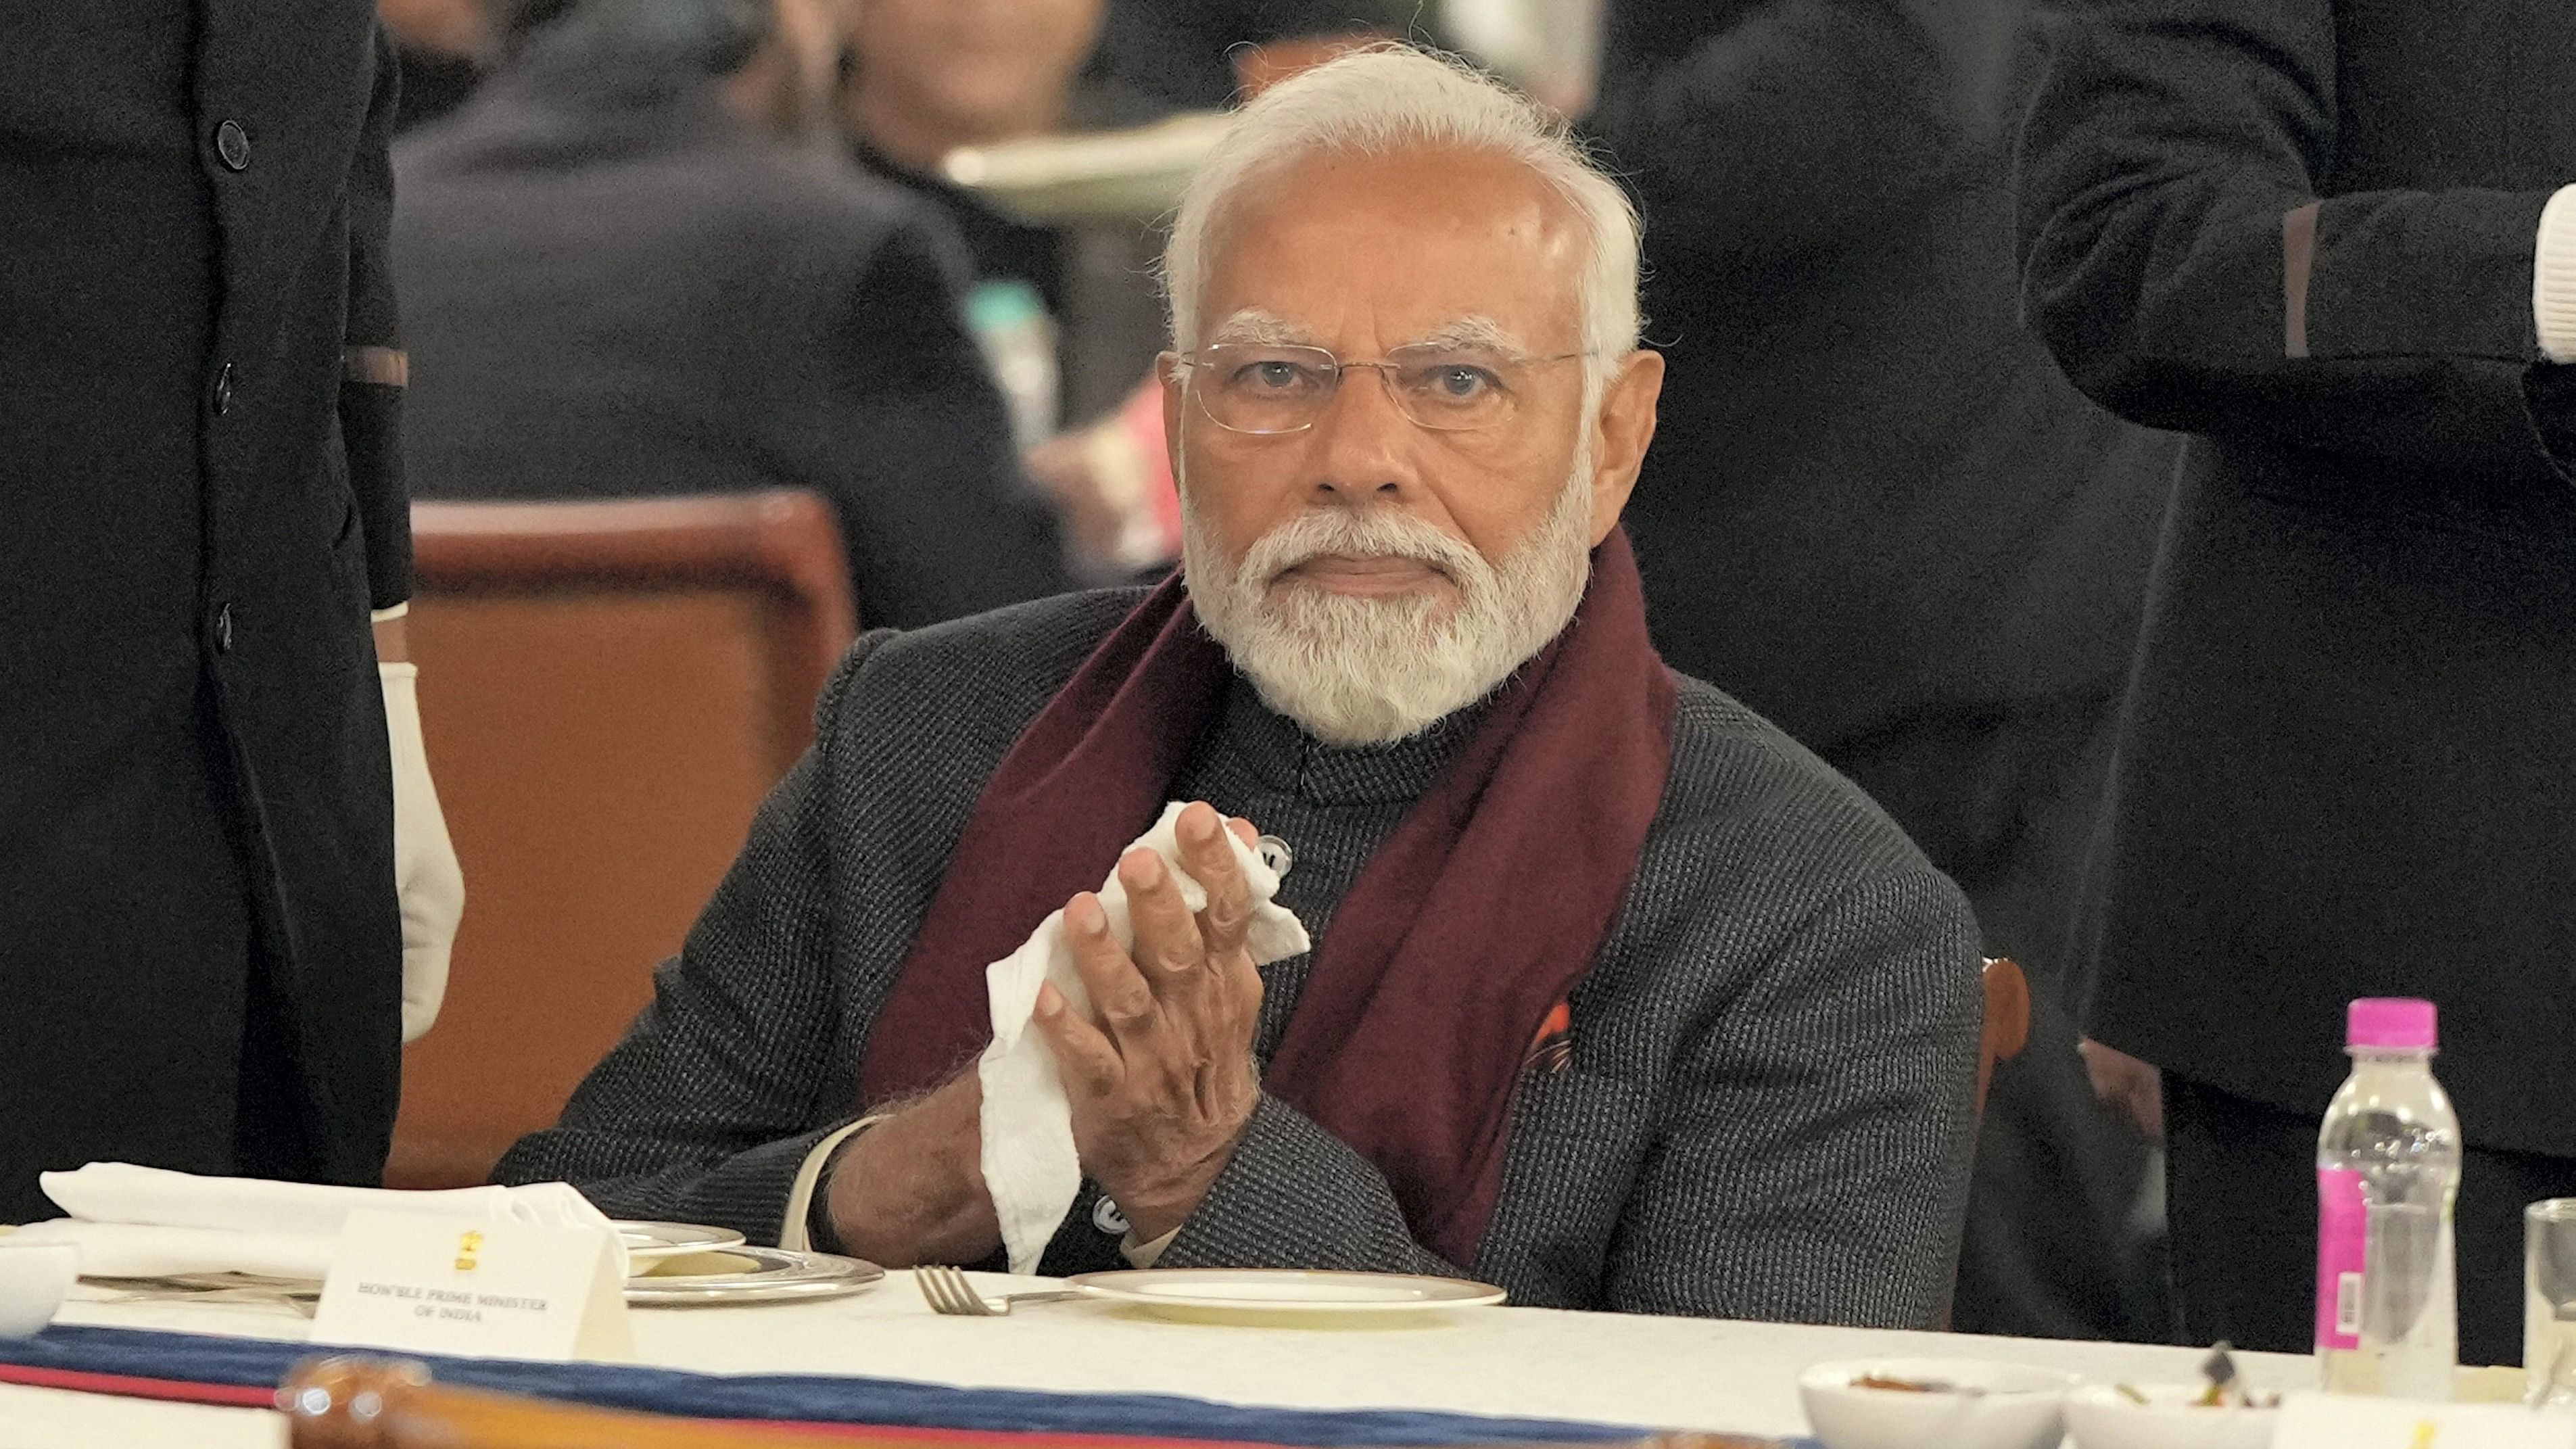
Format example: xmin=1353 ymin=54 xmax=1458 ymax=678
xmin=1034 ymin=802 xmax=1265 ymax=1241
xmin=824 ymin=1072 xmax=1001 ymax=1267
xmin=2078 ymin=1037 xmax=2166 ymax=1143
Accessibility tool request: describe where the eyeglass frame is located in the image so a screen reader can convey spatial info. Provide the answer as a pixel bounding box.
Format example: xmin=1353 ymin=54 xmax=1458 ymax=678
xmin=1172 ymin=342 xmax=1598 ymax=436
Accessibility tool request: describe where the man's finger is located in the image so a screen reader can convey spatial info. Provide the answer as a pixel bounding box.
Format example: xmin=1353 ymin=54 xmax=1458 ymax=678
xmin=1174 ymin=804 xmax=1254 ymax=957
xmin=1035 ymin=982 xmax=1121 ymax=1093
xmin=1118 ymin=845 xmax=1206 ymax=987
xmin=1066 ymin=890 xmax=1159 ymax=1047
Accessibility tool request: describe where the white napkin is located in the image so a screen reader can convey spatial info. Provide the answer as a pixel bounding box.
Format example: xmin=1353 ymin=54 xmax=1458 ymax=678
xmin=9 ymin=1222 xmax=342 ymax=1281
xmin=978 ymin=802 xmax=1310 ymax=1273
xmin=22 ymin=1164 xmax=626 ymax=1279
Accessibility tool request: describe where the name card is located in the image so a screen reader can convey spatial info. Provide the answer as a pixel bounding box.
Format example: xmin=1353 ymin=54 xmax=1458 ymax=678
xmin=2276 ymin=1391 xmax=2576 ymax=1449
xmin=312 ymin=1208 xmax=631 ymax=1362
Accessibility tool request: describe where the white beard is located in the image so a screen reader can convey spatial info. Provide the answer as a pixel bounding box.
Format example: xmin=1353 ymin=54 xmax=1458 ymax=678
xmin=1181 ymin=467 xmax=1597 ymax=747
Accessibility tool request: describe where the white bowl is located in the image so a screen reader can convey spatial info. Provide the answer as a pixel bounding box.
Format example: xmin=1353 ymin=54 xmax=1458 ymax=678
xmin=2064 ymin=1382 xmax=2279 ymax=1449
xmin=0 ymin=1244 xmax=76 ymax=1337
xmin=1798 ymin=1356 xmax=2080 ymax=1449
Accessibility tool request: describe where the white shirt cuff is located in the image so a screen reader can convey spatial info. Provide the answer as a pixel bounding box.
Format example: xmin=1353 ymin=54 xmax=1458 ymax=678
xmin=370 ymin=601 xmax=410 ymax=623
xmin=2535 ymin=185 xmax=2576 ymax=364
xmin=1120 ymin=1226 xmax=1181 ymax=1268
xmin=778 ymin=1118 xmax=881 ymax=1251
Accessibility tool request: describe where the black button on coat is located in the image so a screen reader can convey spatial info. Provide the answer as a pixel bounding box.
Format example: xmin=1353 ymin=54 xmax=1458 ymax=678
xmin=0 ymin=2 xmax=410 ymax=1220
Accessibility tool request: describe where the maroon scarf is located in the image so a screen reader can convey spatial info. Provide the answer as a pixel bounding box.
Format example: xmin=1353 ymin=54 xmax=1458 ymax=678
xmin=855 ymin=530 xmax=1677 ymax=1266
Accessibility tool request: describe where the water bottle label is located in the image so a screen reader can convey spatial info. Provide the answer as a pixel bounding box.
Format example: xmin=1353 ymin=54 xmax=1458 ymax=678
xmin=2316 ymin=1166 xmax=2366 ymax=1350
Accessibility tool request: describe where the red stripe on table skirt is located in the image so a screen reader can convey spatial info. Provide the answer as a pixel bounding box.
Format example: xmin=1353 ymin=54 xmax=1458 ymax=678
xmin=0 ymin=1362 xmax=1290 ymax=1449
xmin=0 ymin=1362 xmax=278 ymax=1407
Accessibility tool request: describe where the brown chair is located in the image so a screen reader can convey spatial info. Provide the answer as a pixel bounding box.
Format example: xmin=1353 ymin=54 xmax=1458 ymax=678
xmin=1978 ymin=957 xmax=2032 ymax=1112
xmin=387 ymin=491 xmax=858 ymax=1190
xmin=279 ymin=1356 xmax=1784 ymax=1449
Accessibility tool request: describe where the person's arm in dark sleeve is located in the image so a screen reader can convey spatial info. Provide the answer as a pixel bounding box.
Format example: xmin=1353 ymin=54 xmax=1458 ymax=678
xmin=1602 ymin=868 xmax=1982 ymax=1328
xmin=343 ymin=21 xmax=412 ymax=612
xmin=1584 ymin=0 xmax=1976 ymax=263
xmin=799 ymin=215 xmax=1068 ymax=630
xmin=2015 ymin=0 xmax=2569 ymax=482
xmin=1153 ymin=1093 xmax=1461 ymax=1277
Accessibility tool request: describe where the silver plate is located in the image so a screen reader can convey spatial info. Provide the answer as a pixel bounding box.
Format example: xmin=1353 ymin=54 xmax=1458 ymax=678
xmin=623 ymin=1245 xmax=885 ymax=1307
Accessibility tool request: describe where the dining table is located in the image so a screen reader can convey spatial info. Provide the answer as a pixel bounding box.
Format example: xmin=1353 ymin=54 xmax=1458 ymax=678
xmin=0 ymin=1268 xmax=2320 ymax=1449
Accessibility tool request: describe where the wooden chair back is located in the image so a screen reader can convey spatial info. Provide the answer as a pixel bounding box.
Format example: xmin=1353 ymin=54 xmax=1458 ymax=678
xmin=388 ymin=491 xmax=857 ymax=1189
xmin=1978 ymin=956 xmax=2031 ymax=1111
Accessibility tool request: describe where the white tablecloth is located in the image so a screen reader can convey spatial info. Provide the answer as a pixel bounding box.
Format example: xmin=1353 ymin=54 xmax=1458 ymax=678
xmin=0 ymin=1271 xmax=2316 ymax=1449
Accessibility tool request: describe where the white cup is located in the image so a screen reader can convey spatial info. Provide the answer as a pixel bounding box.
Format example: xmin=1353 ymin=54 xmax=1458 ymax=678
xmin=0 ymin=1243 xmax=77 ymax=1337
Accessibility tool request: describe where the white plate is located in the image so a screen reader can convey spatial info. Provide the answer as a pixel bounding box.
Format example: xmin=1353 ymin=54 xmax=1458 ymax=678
xmin=616 ymin=1220 xmax=745 ymax=1266
xmin=1068 ymin=1268 xmax=1504 ymax=1323
xmin=623 ymin=1245 xmax=884 ymax=1307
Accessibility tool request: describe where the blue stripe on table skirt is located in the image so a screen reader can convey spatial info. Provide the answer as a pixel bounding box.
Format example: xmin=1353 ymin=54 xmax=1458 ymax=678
xmin=0 ymin=1325 xmax=1804 ymax=1448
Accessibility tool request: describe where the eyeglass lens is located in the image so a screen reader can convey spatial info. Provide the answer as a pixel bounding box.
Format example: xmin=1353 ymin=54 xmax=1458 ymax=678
xmin=1192 ymin=344 xmax=1527 ymax=433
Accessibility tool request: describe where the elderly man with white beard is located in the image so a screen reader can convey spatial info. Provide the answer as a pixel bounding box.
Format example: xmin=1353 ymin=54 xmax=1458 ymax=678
xmin=498 ymin=45 xmax=1984 ymax=1327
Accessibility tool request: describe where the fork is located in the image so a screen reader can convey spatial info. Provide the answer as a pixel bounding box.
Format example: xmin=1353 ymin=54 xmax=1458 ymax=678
xmin=915 ymin=1263 xmax=1085 ymax=1316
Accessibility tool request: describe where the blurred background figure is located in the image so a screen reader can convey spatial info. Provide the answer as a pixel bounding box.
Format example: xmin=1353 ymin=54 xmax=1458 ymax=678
xmin=380 ymin=0 xmax=497 ymax=131
xmin=393 ymin=0 xmax=1068 ymax=629
xmin=1587 ymin=0 xmax=2178 ymax=1339
xmin=839 ymin=0 xmax=1166 ymax=449
xmin=834 ymin=0 xmax=1429 ymax=582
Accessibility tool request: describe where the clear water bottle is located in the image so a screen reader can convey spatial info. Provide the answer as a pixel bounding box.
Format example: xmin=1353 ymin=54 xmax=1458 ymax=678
xmin=2316 ymin=997 xmax=2462 ymax=1399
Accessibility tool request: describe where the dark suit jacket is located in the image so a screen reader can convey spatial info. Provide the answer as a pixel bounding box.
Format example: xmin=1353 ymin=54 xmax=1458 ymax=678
xmin=1591 ymin=0 xmax=2173 ymax=757
xmin=2018 ymin=0 xmax=2576 ymax=1150
xmin=0 ymin=3 xmax=407 ymax=1218
xmin=393 ymin=32 xmax=1068 ymax=630
xmin=498 ymin=590 xmax=1984 ymax=1327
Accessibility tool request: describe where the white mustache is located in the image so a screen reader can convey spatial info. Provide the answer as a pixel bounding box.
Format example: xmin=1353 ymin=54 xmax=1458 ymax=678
xmin=1245 ymin=510 xmax=1485 ymax=588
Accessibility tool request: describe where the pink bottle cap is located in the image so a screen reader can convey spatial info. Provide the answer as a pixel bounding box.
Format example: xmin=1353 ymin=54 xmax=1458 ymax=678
xmin=2347 ymin=997 xmax=2437 ymax=1050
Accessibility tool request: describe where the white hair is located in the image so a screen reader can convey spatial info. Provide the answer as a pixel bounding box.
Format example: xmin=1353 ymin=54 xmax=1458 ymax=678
xmin=1162 ymin=44 xmax=1642 ymax=395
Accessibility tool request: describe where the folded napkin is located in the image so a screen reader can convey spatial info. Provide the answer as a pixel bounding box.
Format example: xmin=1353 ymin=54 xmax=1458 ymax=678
xmin=980 ymin=802 xmax=1309 ymax=1273
xmin=9 ymin=1222 xmax=345 ymax=1281
xmin=18 ymin=1164 xmax=625 ymax=1280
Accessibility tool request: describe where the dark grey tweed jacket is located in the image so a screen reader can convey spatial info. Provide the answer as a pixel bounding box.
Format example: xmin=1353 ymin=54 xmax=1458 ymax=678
xmin=497 ymin=589 xmax=1984 ymax=1327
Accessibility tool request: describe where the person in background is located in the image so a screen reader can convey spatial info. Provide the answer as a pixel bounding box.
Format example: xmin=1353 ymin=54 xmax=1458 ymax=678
xmin=499 ymin=47 xmax=1984 ymax=1327
xmin=839 ymin=0 xmax=1168 ymax=454
xmin=1586 ymin=0 xmax=2178 ymax=1339
xmin=2018 ymin=0 xmax=2576 ymax=1364
xmin=395 ymin=0 xmax=1066 ymax=630
xmin=0 ymin=6 xmax=460 ymax=1221
xmin=380 ymin=0 xmax=496 ymax=132
xmin=839 ymin=1 xmax=1435 ymax=585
